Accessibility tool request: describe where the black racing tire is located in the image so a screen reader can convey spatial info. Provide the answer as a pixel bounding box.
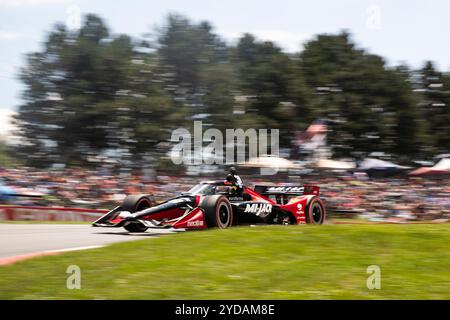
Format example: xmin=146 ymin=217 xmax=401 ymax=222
xmin=124 ymin=222 xmax=148 ymax=233
xmin=121 ymin=194 xmax=153 ymax=212
xmin=121 ymin=194 xmax=152 ymax=232
xmin=200 ymin=195 xmax=233 ymax=229
xmin=305 ymin=197 xmax=326 ymax=225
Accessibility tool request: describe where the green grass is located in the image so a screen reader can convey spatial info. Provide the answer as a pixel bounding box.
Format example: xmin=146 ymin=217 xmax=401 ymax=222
xmin=0 ymin=224 xmax=449 ymax=299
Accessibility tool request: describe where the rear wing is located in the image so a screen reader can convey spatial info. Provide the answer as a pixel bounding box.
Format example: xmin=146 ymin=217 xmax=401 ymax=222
xmin=254 ymin=185 xmax=320 ymax=196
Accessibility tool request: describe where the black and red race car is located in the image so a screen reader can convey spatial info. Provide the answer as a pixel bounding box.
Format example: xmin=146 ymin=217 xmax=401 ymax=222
xmin=92 ymin=180 xmax=326 ymax=232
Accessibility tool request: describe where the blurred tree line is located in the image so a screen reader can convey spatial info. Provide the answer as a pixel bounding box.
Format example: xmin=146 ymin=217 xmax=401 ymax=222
xmin=12 ymin=14 xmax=450 ymax=168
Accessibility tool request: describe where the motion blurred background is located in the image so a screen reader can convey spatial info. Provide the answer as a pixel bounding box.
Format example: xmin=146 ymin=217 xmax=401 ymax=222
xmin=0 ymin=0 xmax=449 ymax=222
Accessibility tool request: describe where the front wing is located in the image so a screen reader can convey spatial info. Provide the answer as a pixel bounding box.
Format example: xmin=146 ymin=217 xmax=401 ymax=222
xmin=92 ymin=206 xmax=207 ymax=230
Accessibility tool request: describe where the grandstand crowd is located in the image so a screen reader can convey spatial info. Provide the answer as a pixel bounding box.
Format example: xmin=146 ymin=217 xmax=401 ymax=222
xmin=1 ymin=167 xmax=449 ymax=222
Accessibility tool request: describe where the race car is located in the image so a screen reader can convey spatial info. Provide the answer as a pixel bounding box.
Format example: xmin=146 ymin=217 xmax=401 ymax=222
xmin=93 ymin=180 xmax=326 ymax=232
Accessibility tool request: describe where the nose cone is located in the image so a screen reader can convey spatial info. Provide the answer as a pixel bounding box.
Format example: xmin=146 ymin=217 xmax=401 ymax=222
xmin=118 ymin=211 xmax=132 ymax=218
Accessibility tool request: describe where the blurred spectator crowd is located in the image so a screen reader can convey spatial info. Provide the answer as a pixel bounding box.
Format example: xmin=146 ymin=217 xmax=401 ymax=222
xmin=312 ymin=176 xmax=450 ymax=222
xmin=1 ymin=167 xmax=449 ymax=223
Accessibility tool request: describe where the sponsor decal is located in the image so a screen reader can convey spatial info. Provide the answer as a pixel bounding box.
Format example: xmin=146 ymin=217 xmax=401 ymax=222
xmin=244 ymin=203 xmax=272 ymax=216
xmin=187 ymin=220 xmax=204 ymax=227
xmin=267 ymin=186 xmax=304 ymax=194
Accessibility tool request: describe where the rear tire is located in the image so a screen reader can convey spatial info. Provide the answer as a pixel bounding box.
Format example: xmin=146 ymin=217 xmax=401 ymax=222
xmin=305 ymin=197 xmax=326 ymax=225
xmin=121 ymin=194 xmax=152 ymax=232
xmin=200 ymin=195 xmax=233 ymax=228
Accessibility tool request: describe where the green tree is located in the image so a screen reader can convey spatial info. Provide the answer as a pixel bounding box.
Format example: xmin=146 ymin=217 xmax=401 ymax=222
xmin=299 ymin=32 xmax=424 ymax=159
xmin=233 ymin=34 xmax=311 ymax=148
xmin=157 ymin=14 xmax=235 ymax=129
xmin=15 ymin=14 xmax=173 ymax=166
xmin=0 ymin=139 xmax=17 ymax=167
xmin=414 ymin=61 xmax=450 ymax=155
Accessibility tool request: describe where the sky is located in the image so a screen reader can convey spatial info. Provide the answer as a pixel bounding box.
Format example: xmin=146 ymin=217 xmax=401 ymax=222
xmin=1 ymin=0 xmax=450 ymax=125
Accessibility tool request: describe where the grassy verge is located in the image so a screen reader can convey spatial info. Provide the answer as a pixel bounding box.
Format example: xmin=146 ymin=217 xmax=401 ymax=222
xmin=0 ymin=224 xmax=449 ymax=299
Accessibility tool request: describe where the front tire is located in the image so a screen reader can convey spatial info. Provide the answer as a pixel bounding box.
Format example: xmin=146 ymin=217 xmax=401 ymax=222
xmin=305 ymin=197 xmax=326 ymax=224
xmin=124 ymin=222 xmax=148 ymax=233
xmin=121 ymin=194 xmax=152 ymax=232
xmin=200 ymin=195 xmax=233 ymax=228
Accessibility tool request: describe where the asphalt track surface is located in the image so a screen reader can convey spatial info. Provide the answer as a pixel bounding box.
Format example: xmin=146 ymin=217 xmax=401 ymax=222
xmin=0 ymin=223 xmax=178 ymax=260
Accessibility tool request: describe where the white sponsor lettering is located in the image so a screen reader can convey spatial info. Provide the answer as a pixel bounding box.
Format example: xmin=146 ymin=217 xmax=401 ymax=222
xmin=267 ymin=186 xmax=304 ymax=193
xmin=244 ymin=203 xmax=272 ymax=216
xmin=187 ymin=220 xmax=204 ymax=227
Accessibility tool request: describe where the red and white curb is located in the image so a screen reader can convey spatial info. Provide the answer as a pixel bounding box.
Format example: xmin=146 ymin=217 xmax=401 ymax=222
xmin=0 ymin=245 xmax=105 ymax=266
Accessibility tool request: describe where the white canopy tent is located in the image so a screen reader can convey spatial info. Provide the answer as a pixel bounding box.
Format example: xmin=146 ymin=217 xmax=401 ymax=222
xmin=433 ymin=158 xmax=450 ymax=171
xmin=358 ymin=158 xmax=410 ymax=171
xmin=409 ymin=158 xmax=450 ymax=176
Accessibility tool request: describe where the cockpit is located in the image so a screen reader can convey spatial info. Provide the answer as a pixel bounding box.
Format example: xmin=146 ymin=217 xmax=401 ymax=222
xmin=185 ymin=182 xmax=231 ymax=196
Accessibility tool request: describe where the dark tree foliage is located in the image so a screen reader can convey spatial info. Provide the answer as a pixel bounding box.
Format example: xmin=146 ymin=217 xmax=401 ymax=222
xmin=15 ymin=15 xmax=172 ymax=166
xmin=233 ymin=34 xmax=311 ymax=148
xmin=414 ymin=62 xmax=450 ymax=155
xmin=14 ymin=14 xmax=449 ymax=168
xmin=299 ymin=32 xmax=428 ymax=158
